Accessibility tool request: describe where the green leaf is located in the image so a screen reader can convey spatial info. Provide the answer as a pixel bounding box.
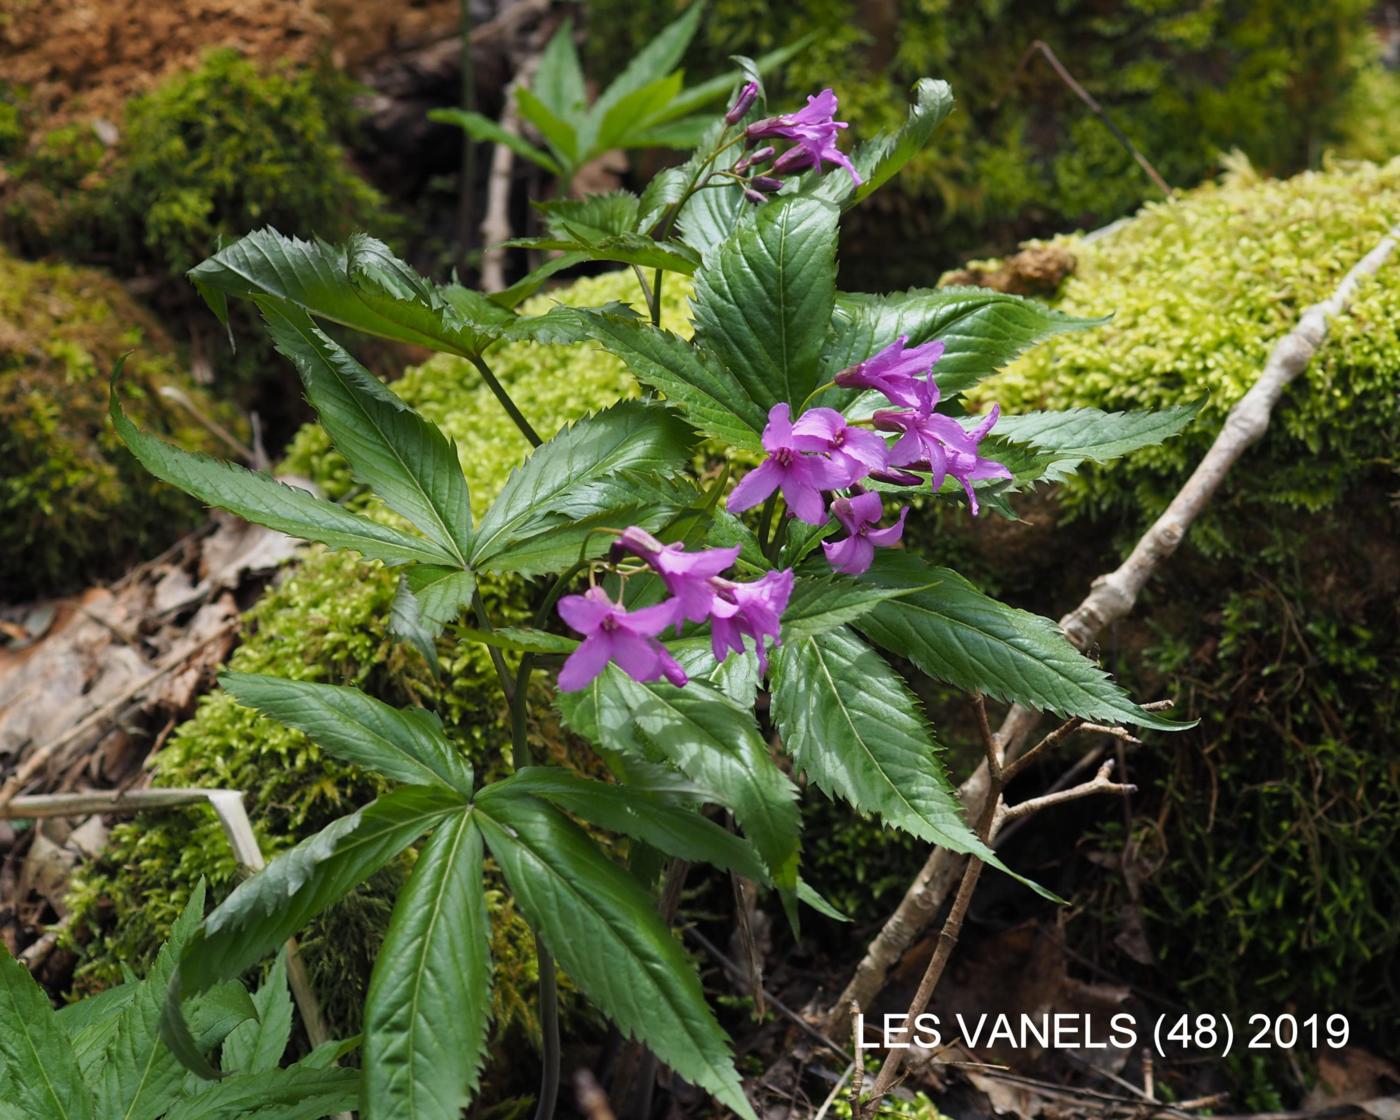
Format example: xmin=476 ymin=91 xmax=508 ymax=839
xmin=173 ymin=787 xmax=463 ymax=1002
xmin=780 ymin=577 xmax=922 ymax=643
xmin=484 ymin=769 xmax=770 ymax=883
xmin=454 ymin=625 xmax=579 ymax=655
xmin=515 ymin=86 xmax=579 ymax=169
xmin=189 ymin=230 xmax=514 ymax=357
xmin=362 ymin=812 xmax=491 ymax=1119
xmin=111 ymin=370 xmax=456 ymax=568
xmin=470 ymin=401 xmax=694 ymax=571
xmin=427 ymin=108 xmax=563 ymax=175
xmin=503 ymin=232 xmax=697 ymax=274
xmin=220 ymin=952 xmax=293 ymax=1074
xmin=820 ymin=287 xmax=1104 ymax=400
xmin=655 ymin=34 xmax=815 ymax=123
xmin=573 ymin=310 xmax=766 ymax=451
xmin=475 ymin=793 xmax=755 ymax=1120
xmin=797 ymin=880 xmax=849 ymax=922
xmin=536 ymin=191 xmax=641 ymax=239
xmin=161 ymin=1067 xmax=360 ymax=1120
xmin=55 ymin=984 xmax=137 ymax=1041
xmin=692 ymin=195 xmax=839 ymax=410
xmin=532 ymin=19 xmax=586 ymax=126
xmin=989 ymin=402 xmax=1205 ymax=467
xmin=589 ymin=4 xmax=701 ymax=131
xmin=261 ymin=304 xmax=474 ymax=563
xmin=838 ymin=78 xmax=954 ymax=207
xmin=628 ymin=114 xmax=717 ymax=148
xmin=772 ymin=626 xmax=992 ymax=861
xmin=0 ymin=948 xmax=94 ymax=1120
xmin=858 ymin=553 xmax=1187 ymax=729
xmin=596 ymin=72 xmax=685 ymax=151
xmin=390 ymin=565 xmax=478 ymax=666
xmin=561 ymin=669 xmax=800 ymax=893
xmin=219 ymin=674 xmax=474 ymax=796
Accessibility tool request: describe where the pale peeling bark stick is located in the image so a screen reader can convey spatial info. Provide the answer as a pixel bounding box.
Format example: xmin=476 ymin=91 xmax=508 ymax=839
xmin=827 ymin=219 xmax=1400 ymax=1037
xmin=479 ymin=50 xmax=544 ymax=292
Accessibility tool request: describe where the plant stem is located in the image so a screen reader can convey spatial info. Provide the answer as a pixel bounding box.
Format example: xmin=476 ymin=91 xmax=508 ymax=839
xmin=756 ymin=493 xmax=778 ymax=559
xmin=469 ymin=353 xmax=542 ymax=447
xmin=650 ymin=267 xmax=664 ymax=327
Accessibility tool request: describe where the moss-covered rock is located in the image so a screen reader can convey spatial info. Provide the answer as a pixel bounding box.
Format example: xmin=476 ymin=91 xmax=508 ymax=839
xmin=65 ymin=270 xmax=694 ymax=1038
xmin=950 ymin=159 xmax=1400 ymax=1067
xmin=0 ymin=249 xmax=238 ymax=600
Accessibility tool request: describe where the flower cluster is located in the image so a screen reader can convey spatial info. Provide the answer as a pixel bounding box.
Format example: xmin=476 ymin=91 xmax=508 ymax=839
xmin=725 ymin=83 xmax=860 ymax=204
xmin=725 ymin=336 xmax=1010 ymax=574
xmin=556 ymin=527 xmax=794 ymax=692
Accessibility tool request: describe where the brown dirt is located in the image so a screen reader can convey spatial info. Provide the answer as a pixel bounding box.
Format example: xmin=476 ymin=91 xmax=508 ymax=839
xmin=0 ymin=0 xmax=458 ymax=125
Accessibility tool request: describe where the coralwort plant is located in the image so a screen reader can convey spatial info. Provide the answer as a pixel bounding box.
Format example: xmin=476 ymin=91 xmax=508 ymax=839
xmin=109 ymin=72 xmax=1196 ymax=1119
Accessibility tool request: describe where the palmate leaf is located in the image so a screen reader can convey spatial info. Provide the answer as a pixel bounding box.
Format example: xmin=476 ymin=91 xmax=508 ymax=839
xmin=691 ymin=194 xmax=839 ymax=411
xmin=219 ymin=674 xmax=475 ymax=796
xmin=160 ymin=1067 xmax=359 ymax=1120
xmin=586 ymin=4 xmax=701 ymax=141
xmin=261 ymin=304 xmax=473 ymax=564
xmin=858 ymin=553 xmax=1187 ymax=730
xmin=595 ymin=72 xmax=686 ymax=151
xmin=532 ymin=19 xmax=587 ymax=128
xmin=559 ymin=668 xmax=801 ymax=895
xmin=485 ymin=768 xmax=771 ymax=883
xmin=111 ymin=371 xmax=455 ymax=568
xmin=470 ymin=400 xmax=694 ymax=571
xmin=771 ymin=626 xmax=994 ymax=862
xmin=428 ymin=108 xmax=563 ymax=175
xmin=220 ymin=952 xmax=293 ymax=1074
xmin=818 ymin=287 xmax=1104 ymax=400
xmin=573 ymin=309 xmax=766 ymax=451
xmin=169 ymin=788 xmax=463 ymax=1011
xmin=390 ymin=565 xmax=478 ymax=666
xmin=474 ymin=793 xmax=756 ymax=1120
xmin=362 ymin=814 xmax=491 ymax=1120
xmin=515 ymin=86 xmax=581 ymax=171
xmin=0 ymin=948 xmax=94 ymax=1120
xmin=189 ymin=229 xmax=514 ymax=358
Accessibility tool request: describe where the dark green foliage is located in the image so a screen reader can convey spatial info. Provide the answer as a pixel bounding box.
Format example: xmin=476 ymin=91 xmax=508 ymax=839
xmin=588 ymin=0 xmax=1380 ymax=279
xmin=0 ymin=250 xmax=236 ymax=600
xmin=2 ymin=50 xmax=384 ymax=278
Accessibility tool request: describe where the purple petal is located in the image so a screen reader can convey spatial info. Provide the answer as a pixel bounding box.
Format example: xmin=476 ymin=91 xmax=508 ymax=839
xmin=727 ymin=460 xmax=781 ymax=513
xmin=781 ymin=475 xmax=828 ymax=525
xmin=557 ymin=588 xmax=614 ymax=635
xmin=610 ymin=633 xmax=663 ymax=682
xmin=761 ymin=402 xmax=793 ymax=452
xmin=847 ymin=489 xmax=884 ymax=526
xmin=624 ymin=600 xmax=682 ymax=637
xmin=866 ymin=505 xmax=909 ymax=547
xmin=823 ymin=534 xmax=874 ymax=575
xmin=557 ymin=634 xmax=613 ymax=691
xmin=790 ymin=407 xmax=847 ymax=448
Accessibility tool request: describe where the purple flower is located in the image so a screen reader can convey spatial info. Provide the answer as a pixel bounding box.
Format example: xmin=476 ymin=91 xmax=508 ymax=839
xmin=821 ymin=491 xmax=908 ymax=575
xmin=834 ymin=335 xmax=947 ymax=408
xmin=615 ymin=527 xmax=741 ymax=626
xmin=710 ymin=568 xmax=794 ymax=673
xmin=789 ymin=407 xmax=890 ymax=486
xmin=727 ymin=403 xmax=849 ymax=525
xmin=725 ymin=80 xmax=760 ymax=124
xmin=746 ymin=88 xmax=861 ymax=186
xmin=874 ymin=384 xmax=1011 ymax=515
xmin=556 ymin=587 xmax=688 ymax=691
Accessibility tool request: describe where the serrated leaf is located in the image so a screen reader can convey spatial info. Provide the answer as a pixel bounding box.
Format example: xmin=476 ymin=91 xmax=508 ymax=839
xmin=189 ymin=229 xmax=513 ymax=357
xmin=220 ymin=952 xmax=292 ymax=1074
xmin=515 ymin=86 xmax=579 ymax=169
xmin=858 ymin=553 xmax=1187 ymax=730
xmin=428 ymin=108 xmax=563 ymax=175
xmin=574 ymin=310 xmax=766 ymax=451
xmin=559 ymin=668 xmax=800 ymax=893
xmin=772 ymin=627 xmax=992 ymax=860
xmin=536 ymin=191 xmax=641 ymax=239
xmin=220 ymin=674 xmax=474 ymax=796
xmin=589 ymin=5 xmax=700 ymax=132
xmin=532 ymin=19 xmax=587 ymax=125
xmin=780 ymin=577 xmax=922 ymax=643
xmin=692 ymin=195 xmax=839 ymax=410
xmin=483 ymin=769 xmax=770 ymax=883
xmin=362 ymin=813 xmax=490 ymax=1119
xmin=819 ymin=287 xmax=1104 ymax=401
xmin=595 ymin=72 xmax=685 ymax=151
xmin=504 ymin=232 xmax=697 ymax=274
xmin=161 ymin=1067 xmax=359 ymax=1120
xmin=173 ymin=787 xmax=463 ymax=1004
xmin=111 ymin=371 xmax=455 ymax=568
xmin=475 ymin=793 xmax=755 ymax=1120
xmin=390 ymin=565 xmax=478 ymax=666
xmin=471 ymin=401 xmax=694 ymax=570
xmin=55 ymin=983 xmax=137 ymax=1041
xmin=0 ymin=948 xmax=94 ymax=1120
xmin=990 ymin=402 xmax=1205 ymax=465
xmin=261 ymin=304 xmax=473 ymax=563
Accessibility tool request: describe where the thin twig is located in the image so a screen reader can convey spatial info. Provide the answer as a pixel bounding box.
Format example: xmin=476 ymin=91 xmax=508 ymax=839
xmin=1001 ymin=759 xmax=1135 ymax=821
xmin=1000 ymin=715 xmax=1084 ymax=783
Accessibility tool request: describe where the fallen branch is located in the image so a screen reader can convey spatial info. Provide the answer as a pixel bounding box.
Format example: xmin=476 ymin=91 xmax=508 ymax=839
xmin=826 ymin=218 xmax=1400 ymax=1035
xmin=479 ymin=50 xmax=544 ymax=292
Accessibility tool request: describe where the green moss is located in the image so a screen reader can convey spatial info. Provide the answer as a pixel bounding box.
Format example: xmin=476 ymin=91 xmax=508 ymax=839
xmin=65 ymin=270 xmax=692 ymax=1040
xmin=3 ymin=50 xmax=384 ymax=277
xmin=588 ymin=1 xmax=1383 ymax=282
xmin=0 ymin=249 xmax=237 ymax=599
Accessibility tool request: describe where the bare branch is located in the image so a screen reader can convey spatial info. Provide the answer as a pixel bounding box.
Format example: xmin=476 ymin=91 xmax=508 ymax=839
xmin=1000 ymin=714 xmax=1084 ymax=784
xmin=1002 ymin=759 xmax=1135 ymax=821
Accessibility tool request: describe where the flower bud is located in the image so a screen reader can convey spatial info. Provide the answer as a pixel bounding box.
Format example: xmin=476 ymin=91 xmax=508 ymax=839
xmin=751 ymin=175 xmax=783 ymax=193
xmin=772 ymin=145 xmax=816 ymax=175
xmin=725 ymin=81 xmax=760 ymax=125
xmin=733 ymin=146 xmax=775 ymax=174
xmin=743 ymin=188 xmax=768 ymax=205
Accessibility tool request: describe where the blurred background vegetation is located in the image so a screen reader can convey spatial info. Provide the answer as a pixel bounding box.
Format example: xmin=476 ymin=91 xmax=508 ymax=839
xmin=2 ymin=0 xmax=1397 ymax=1110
